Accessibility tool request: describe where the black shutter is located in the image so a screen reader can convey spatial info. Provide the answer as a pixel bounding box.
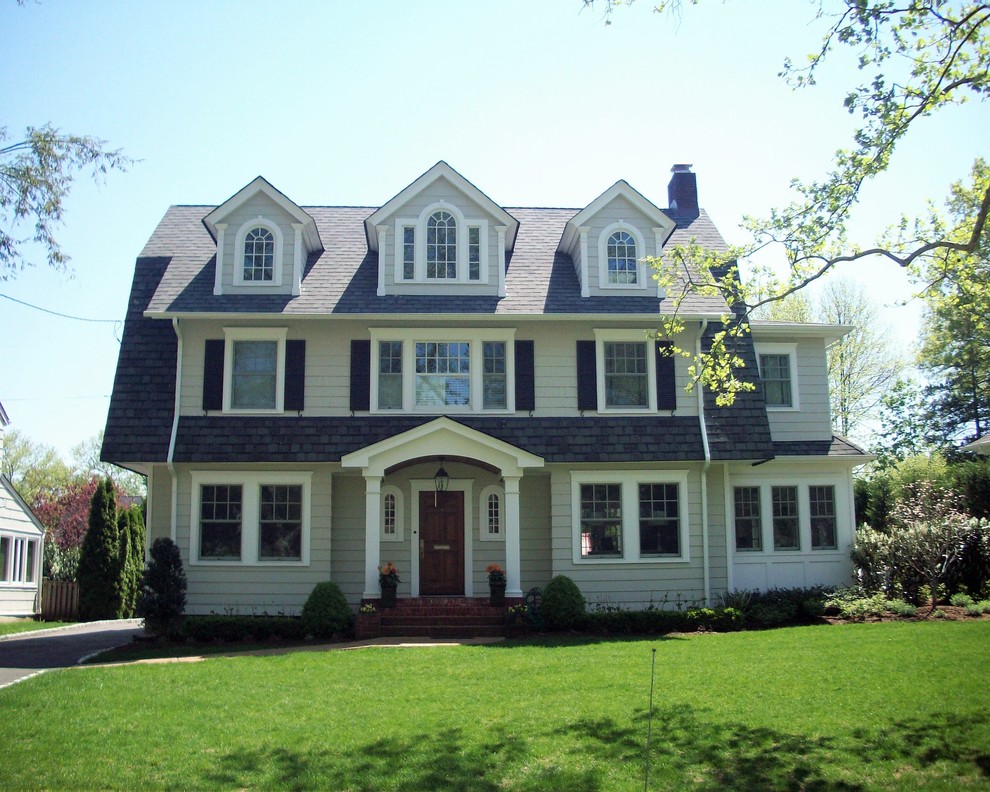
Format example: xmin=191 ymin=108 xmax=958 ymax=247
xmin=202 ymin=339 xmax=224 ymax=411
xmin=576 ymin=340 xmax=597 ymax=411
xmin=514 ymin=340 xmax=535 ymax=412
xmin=350 ymin=339 xmax=371 ymax=412
xmin=656 ymin=341 xmax=677 ymax=411
xmin=284 ymin=340 xmax=306 ymax=412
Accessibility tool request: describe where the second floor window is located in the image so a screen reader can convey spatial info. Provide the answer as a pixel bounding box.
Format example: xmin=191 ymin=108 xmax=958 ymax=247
xmin=760 ymin=353 xmax=793 ymax=407
xmin=604 ymin=342 xmax=648 ymax=408
xmin=427 ymin=211 xmax=456 ymax=279
xmin=416 ymin=341 xmax=470 ymax=406
xmin=232 ymin=340 xmax=278 ymax=410
xmin=243 ymin=227 xmax=275 ymax=282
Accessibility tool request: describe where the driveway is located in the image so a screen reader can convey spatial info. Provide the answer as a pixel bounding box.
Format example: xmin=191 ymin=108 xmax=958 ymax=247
xmin=0 ymin=620 xmax=143 ymax=689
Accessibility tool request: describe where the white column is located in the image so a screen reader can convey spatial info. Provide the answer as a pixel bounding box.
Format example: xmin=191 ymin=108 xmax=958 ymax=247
xmin=213 ymin=223 xmax=226 ymax=295
xmin=291 ymin=223 xmax=304 ymax=296
xmin=376 ymin=224 xmax=389 ymax=296
xmin=504 ymin=475 xmax=522 ymax=597
xmin=496 ymin=226 xmax=507 ymax=297
xmin=363 ymin=474 xmax=382 ymax=599
xmin=578 ymin=227 xmax=590 ymax=298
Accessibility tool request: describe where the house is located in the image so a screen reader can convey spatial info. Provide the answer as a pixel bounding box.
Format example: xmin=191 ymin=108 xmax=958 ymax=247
xmin=0 ymin=402 xmax=45 ymax=617
xmin=961 ymin=433 xmax=990 ymax=455
xmin=101 ymin=162 xmax=869 ymax=615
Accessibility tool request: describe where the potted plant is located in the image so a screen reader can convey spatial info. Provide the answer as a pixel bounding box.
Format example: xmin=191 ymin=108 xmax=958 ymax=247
xmin=487 ymin=563 xmax=507 ymax=607
xmin=379 ymin=561 xmax=400 ymax=608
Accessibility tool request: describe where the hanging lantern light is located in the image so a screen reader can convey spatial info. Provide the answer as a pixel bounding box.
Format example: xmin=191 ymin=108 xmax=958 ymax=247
xmin=433 ymin=457 xmax=450 ymax=493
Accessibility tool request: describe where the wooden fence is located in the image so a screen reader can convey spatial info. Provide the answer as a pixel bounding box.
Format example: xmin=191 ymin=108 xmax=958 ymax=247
xmin=42 ymin=579 xmax=79 ymax=621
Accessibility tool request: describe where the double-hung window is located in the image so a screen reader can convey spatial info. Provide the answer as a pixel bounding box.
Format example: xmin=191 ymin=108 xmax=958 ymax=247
xmin=733 ymin=486 xmax=762 ymax=551
xmin=0 ymin=534 xmax=39 ymax=584
xmin=809 ymin=485 xmax=837 ymax=549
xmin=572 ymin=471 xmax=689 ymax=563
xmin=756 ymin=344 xmax=798 ymax=409
xmin=192 ymin=472 xmax=312 ymax=565
xmin=604 ymin=342 xmax=648 ymax=408
xmin=771 ymin=486 xmax=800 ymax=550
xmin=223 ymin=327 xmax=287 ymax=413
xmin=370 ymin=329 xmax=514 ymax=412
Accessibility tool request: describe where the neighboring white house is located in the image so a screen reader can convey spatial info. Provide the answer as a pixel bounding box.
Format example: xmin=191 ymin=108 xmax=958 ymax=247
xmin=0 ymin=402 xmax=44 ymax=617
xmin=101 ymin=162 xmax=869 ymax=615
xmin=961 ymin=433 xmax=990 ymax=455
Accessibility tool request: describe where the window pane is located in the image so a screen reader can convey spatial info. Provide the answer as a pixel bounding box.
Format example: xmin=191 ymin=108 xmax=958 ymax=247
xmin=0 ymin=536 xmax=9 ymax=581
xmin=733 ymin=487 xmax=763 ymax=550
xmin=483 ymin=341 xmax=506 ymax=409
xmin=426 ymin=211 xmax=456 ymax=279
xmin=232 ymin=340 xmax=277 ymax=409
xmin=378 ymin=341 xmax=403 ymax=409
xmin=580 ymin=483 xmax=622 ymax=557
xmin=488 ymin=493 xmax=500 ymax=535
xmin=468 ymin=226 xmax=481 ymax=281
xmin=259 ymin=485 xmax=302 ymax=560
xmin=607 ymin=230 xmax=637 ymax=285
xmin=605 ymin=342 xmax=648 ymax=407
xmin=639 ymin=483 xmax=679 ymax=556
xmin=760 ymin=354 xmax=792 ymax=407
xmin=25 ymin=540 xmax=36 ymax=583
xmin=200 ymin=485 xmax=243 ymax=559
xmin=383 ymin=493 xmax=396 ymax=536
xmin=810 ymin=485 xmax=837 ymax=549
xmin=243 ymin=227 xmax=275 ymax=282
xmin=415 ymin=341 xmax=470 ymax=406
xmin=772 ymin=486 xmax=799 ymax=550
xmin=403 ymin=226 xmax=415 ymax=280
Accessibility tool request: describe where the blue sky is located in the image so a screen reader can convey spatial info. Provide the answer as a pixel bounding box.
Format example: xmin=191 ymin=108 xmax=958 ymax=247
xmin=1 ymin=0 xmax=986 ymax=456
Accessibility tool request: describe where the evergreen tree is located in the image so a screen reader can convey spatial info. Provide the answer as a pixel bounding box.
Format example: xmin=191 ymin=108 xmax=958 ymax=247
xmin=128 ymin=505 xmax=146 ymax=616
xmin=138 ymin=538 xmax=187 ymax=637
xmin=77 ymin=477 xmax=121 ymax=620
xmin=116 ymin=509 xmax=134 ymax=618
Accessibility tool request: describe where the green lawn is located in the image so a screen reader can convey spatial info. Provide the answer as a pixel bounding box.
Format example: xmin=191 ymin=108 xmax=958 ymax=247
xmin=0 ymin=619 xmax=73 ymax=637
xmin=2 ymin=622 xmax=988 ymax=790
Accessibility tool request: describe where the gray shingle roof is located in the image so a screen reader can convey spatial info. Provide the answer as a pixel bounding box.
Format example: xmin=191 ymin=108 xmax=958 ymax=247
xmin=773 ymin=436 xmax=871 ymax=459
xmin=172 ymin=415 xmax=706 ymax=464
xmin=143 ymin=205 xmax=730 ymax=316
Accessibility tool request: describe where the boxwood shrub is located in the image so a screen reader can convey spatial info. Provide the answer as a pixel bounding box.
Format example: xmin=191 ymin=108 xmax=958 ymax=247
xmin=302 ymin=581 xmax=353 ymax=639
xmin=181 ymin=615 xmax=305 ymax=643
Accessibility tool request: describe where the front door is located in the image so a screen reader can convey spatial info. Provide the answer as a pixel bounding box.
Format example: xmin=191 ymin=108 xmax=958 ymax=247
xmin=419 ymin=491 xmax=464 ymax=595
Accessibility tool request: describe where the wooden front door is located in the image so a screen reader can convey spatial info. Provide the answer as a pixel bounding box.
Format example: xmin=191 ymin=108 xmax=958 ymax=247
xmin=419 ymin=490 xmax=465 ymax=595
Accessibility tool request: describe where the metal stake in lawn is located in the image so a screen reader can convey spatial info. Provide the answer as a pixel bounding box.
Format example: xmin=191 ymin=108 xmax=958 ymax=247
xmin=644 ymin=646 xmax=657 ymax=791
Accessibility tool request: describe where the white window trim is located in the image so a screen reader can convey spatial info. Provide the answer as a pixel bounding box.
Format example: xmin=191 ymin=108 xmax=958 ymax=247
xmin=369 ymin=327 xmax=516 ymax=414
xmin=570 ymin=470 xmax=690 ymax=565
xmin=478 ymin=484 xmax=505 ymax=542
xmin=0 ymin=532 xmax=40 ymax=587
xmin=729 ymin=475 xmax=848 ymax=556
xmin=755 ymin=342 xmax=800 ymax=411
xmin=597 ymin=221 xmax=648 ymax=291
xmin=392 ymin=203 xmax=489 ymax=285
xmin=381 ymin=484 xmax=404 ymax=542
xmin=189 ymin=471 xmax=313 ymax=566
xmin=594 ymin=329 xmax=658 ymax=413
xmin=232 ymin=216 xmax=285 ymax=287
xmin=222 ymin=327 xmax=288 ymax=414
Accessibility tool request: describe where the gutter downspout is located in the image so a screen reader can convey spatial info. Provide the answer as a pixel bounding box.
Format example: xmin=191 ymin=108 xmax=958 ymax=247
xmin=167 ymin=318 xmax=183 ymax=543
xmin=696 ymin=319 xmax=711 ymax=606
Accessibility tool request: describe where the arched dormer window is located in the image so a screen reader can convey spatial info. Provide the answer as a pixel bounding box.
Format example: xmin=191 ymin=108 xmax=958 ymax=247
xmin=479 ymin=485 xmax=504 ymax=541
xmin=233 ymin=217 xmax=284 ymax=287
xmin=597 ymin=222 xmax=647 ymax=291
xmin=427 ymin=211 xmax=457 ymax=279
xmin=243 ymin=227 xmax=275 ymax=282
xmin=607 ymin=230 xmax=637 ymax=285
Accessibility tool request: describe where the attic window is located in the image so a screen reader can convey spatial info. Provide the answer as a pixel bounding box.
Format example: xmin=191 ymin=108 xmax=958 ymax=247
xmin=607 ymin=231 xmax=637 ymax=285
xmin=243 ymin=227 xmax=275 ymax=281
xmin=427 ymin=211 xmax=457 ymax=279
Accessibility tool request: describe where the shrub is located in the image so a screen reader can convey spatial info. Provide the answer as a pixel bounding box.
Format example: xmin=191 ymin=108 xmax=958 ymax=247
xmin=301 ymin=581 xmax=352 ymax=639
xmin=42 ymin=536 xmax=80 ymax=581
xmin=950 ymin=592 xmax=975 ymax=607
xmin=824 ymin=588 xmax=889 ymax=620
xmin=964 ymin=602 xmax=984 ymax=617
xmin=541 ymin=575 xmax=586 ymax=630
xmin=977 ymin=600 xmax=990 ymax=614
xmin=137 ymin=538 xmax=187 ymax=637
xmin=181 ymin=615 xmax=305 ymax=642
xmin=887 ymin=599 xmax=917 ymax=617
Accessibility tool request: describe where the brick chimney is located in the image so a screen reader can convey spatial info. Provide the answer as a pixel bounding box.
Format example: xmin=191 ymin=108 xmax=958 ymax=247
xmin=667 ymin=164 xmax=698 ymax=218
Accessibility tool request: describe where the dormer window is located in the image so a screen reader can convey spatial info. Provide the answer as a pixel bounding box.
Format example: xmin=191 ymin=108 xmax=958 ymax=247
xmin=243 ymin=227 xmax=275 ymax=282
xmin=233 ymin=218 xmax=284 ymax=287
xmin=426 ymin=211 xmax=457 ymax=279
xmin=607 ymin=230 xmax=637 ymax=285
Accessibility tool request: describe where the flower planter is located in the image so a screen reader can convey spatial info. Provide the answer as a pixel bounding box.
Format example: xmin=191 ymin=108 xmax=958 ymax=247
xmin=489 ymin=582 xmax=506 ymax=607
xmin=380 ymin=583 xmax=398 ymax=609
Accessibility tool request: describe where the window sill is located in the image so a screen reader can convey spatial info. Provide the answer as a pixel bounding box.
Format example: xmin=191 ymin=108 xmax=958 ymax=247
xmin=190 ymin=560 xmax=309 ymax=567
xmin=574 ymin=556 xmax=690 ymax=565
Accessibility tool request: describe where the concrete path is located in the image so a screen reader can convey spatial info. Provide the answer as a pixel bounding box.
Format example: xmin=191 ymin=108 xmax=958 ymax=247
xmin=0 ymin=620 xmax=143 ymax=689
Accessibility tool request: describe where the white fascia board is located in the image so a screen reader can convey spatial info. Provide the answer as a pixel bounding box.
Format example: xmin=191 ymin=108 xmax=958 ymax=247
xmin=203 ymin=177 xmax=323 ymax=253
xmin=364 ymin=161 xmax=518 ymax=252
xmin=144 ymin=309 xmax=729 ymax=323
xmin=749 ymin=321 xmax=853 ymax=345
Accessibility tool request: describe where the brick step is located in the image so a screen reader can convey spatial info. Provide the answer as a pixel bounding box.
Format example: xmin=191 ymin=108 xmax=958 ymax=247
xmin=382 ymin=615 xmax=504 ymax=627
xmin=383 ymin=624 xmax=507 ymax=638
xmin=384 ymin=607 xmax=502 ymax=617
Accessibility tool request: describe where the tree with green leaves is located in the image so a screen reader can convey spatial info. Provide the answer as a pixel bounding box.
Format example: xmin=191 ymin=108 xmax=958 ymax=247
xmin=77 ymin=477 xmax=122 ymax=620
xmin=588 ymin=1 xmax=989 ymax=402
xmin=71 ymin=432 xmax=146 ymax=497
xmin=1 ymin=428 xmax=72 ymax=505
